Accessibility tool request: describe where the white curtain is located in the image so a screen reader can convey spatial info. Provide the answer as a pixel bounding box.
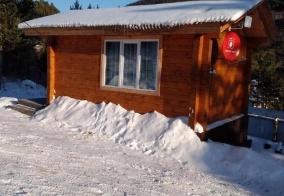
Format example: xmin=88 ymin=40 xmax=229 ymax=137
xmin=105 ymin=41 xmax=158 ymax=90
xmin=123 ymin=43 xmax=137 ymax=87
xmin=139 ymin=42 xmax=158 ymax=90
xmin=105 ymin=42 xmax=120 ymax=86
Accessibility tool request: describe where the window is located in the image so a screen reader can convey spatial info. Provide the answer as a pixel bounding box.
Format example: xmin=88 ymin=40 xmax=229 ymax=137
xmin=103 ymin=39 xmax=159 ymax=93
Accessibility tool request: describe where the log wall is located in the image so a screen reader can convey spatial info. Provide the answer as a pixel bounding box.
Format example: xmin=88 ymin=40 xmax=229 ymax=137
xmin=52 ymin=34 xmax=195 ymax=117
xmin=207 ymin=33 xmax=248 ymax=124
xmin=49 ymin=33 xmax=250 ymax=130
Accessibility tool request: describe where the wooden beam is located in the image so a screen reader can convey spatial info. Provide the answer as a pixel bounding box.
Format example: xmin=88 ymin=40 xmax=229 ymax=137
xmin=20 ymin=23 xmax=227 ymax=36
xmin=21 ymin=28 xmax=105 ymax=36
xmin=172 ymin=24 xmax=223 ymax=34
xmin=220 ymin=23 xmax=231 ymax=33
xmin=257 ymin=1 xmax=277 ymax=42
xmin=46 ymin=37 xmax=56 ymax=104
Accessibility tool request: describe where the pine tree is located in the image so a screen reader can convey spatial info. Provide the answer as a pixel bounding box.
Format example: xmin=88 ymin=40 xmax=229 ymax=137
xmin=0 ymin=0 xmax=59 ymax=86
xmin=87 ymin=4 xmax=92 ymax=9
xmin=16 ymin=0 xmax=35 ymax=20
xmin=250 ymin=0 xmax=284 ymax=110
xmin=70 ymin=0 xmax=82 ymax=10
xmin=34 ymin=0 xmax=59 ymax=18
xmin=0 ymin=0 xmax=19 ymax=89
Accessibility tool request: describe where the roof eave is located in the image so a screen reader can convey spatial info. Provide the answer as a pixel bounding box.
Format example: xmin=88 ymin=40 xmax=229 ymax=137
xmin=20 ymin=22 xmax=231 ymax=36
xmin=256 ymin=0 xmax=278 ymax=42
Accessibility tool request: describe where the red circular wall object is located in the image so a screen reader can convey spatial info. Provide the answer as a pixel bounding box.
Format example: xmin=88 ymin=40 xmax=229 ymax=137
xmin=222 ymin=32 xmax=241 ymax=62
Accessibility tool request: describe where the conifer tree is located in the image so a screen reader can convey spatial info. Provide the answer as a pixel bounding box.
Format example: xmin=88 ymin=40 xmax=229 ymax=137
xmin=0 ymin=0 xmax=19 ymax=89
xmin=87 ymin=4 xmax=92 ymax=9
xmin=70 ymin=0 xmax=82 ymax=10
xmin=250 ymin=0 xmax=284 ymax=110
xmin=0 ymin=0 xmax=59 ymax=86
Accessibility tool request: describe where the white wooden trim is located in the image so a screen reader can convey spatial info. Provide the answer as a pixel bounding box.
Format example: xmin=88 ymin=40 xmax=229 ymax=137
xmin=102 ymin=38 xmax=160 ymax=95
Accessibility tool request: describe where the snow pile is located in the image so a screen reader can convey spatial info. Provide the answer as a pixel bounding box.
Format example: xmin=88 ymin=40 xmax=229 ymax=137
xmin=35 ymin=96 xmax=202 ymax=161
xmin=19 ymin=0 xmax=262 ymax=29
xmin=0 ymin=97 xmax=18 ymax=107
xmin=0 ymin=104 xmax=262 ymax=195
xmin=34 ymin=96 xmax=284 ymax=189
xmin=1 ymin=79 xmax=284 ymax=195
xmin=0 ymin=78 xmax=46 ymax=100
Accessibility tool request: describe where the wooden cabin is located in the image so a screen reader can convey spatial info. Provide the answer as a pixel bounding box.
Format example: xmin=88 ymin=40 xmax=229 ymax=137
xmin=19 ymin=0 xmax=277 ymax=145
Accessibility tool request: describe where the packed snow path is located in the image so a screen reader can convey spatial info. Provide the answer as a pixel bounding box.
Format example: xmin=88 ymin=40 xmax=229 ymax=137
xmin=0 ymin=108 xmax=259 ymax=196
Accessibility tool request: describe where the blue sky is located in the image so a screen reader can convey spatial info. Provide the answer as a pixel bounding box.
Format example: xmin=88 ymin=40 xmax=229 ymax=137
xmin=46 ymin=0 xmax=136 ymax=12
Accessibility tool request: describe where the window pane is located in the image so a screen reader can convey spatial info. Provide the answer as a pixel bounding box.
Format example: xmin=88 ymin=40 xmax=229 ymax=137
xmin=140 ymin=42 xmax=158 ymax=90
xmin=105 ymin=42 xmax=120 ymax=86
xmin=123 ymin=43 xmax=137 ymax=87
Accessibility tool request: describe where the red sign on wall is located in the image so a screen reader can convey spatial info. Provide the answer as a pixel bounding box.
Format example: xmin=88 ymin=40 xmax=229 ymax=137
xmin=222 ymin=32 xmax=241 ymax=62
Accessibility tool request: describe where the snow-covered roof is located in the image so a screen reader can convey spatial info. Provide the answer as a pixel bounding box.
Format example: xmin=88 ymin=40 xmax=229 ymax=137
xmin=19 ymin=0 xmax=263 ymax=30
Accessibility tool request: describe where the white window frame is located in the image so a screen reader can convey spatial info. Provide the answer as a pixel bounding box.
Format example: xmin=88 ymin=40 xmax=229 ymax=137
xmin=101 ymin=38 xmax=161 ymax=95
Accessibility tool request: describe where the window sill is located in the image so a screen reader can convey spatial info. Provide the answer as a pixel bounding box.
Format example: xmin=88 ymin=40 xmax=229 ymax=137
xmin=100 ymin=85 xmax=160 ymax=96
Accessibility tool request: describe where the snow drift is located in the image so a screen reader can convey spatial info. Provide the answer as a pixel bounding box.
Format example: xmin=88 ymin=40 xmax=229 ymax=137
xmin=34 ymin=96 xmax=284 ymax=188
xmin=0 ymin=79 xmax=45 ymax=99
xmin=35 ymin=96 xmax=201 ymax=160
xmin=1 ymin=76 xmax=284 ymax=195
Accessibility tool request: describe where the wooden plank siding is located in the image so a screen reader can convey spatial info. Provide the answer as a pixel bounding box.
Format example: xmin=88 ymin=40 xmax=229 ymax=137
xmin=207 ymin=32 xmax=248 ymax=124
xmin=49 ymin=32 xmax=250 ymax=130
xmin=22 ymin=0 xmax=277 ymax=145
xmin=161 ymin=34 xmax=195 ymax=116
xmin=51 ymin=34 xmax=195 ymax=118
xmin=53 ymin=35 xmax=100 ymax=103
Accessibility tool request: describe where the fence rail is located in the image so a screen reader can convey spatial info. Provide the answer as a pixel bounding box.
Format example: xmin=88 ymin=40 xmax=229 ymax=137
xmin=248 ymin=113 xmax=284 ymax=143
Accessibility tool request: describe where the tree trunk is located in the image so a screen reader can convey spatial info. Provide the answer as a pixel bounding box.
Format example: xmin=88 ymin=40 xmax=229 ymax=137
xmin=0 ymin=45 xmax=3 ymax=90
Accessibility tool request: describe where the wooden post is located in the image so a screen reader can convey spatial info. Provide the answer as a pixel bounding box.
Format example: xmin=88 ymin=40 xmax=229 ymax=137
xmin=189 ymin=35 xmax=212 ymax=140
xmin=46 ymin=37 xmax=56 ymax=104
xmin=190 ymin=36 xmax=203 ymax=129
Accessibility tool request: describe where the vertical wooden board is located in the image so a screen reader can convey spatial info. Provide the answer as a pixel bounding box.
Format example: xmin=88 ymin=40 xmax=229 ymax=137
xmin=190 ymin=36 xmax=202 ymax=128
xmin=191 ymin=35 xmax=212 ymax=130
xmin=47 ymin=37 xmax=56 ymax=104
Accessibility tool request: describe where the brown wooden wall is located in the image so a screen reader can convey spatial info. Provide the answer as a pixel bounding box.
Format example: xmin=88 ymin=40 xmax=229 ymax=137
xmin=207 ymin=33 xmax=248 ymax=124
xmin=48 ymin=32 xmax=251 ymax=129
xmin=51 ymin=34 xmax=195 ymax=117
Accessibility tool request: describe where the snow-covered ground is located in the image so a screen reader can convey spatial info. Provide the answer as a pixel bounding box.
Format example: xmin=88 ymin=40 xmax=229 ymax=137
xmin=0 ymin=78 xmax=46 ymax=99
xmin=0 ymin=79 xmax=284 ymax=195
